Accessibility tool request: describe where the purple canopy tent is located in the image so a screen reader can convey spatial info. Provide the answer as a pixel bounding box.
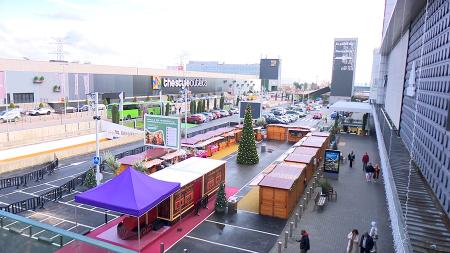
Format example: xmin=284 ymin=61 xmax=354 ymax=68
xmin=75 ymin=167 xmax=180 ymax=216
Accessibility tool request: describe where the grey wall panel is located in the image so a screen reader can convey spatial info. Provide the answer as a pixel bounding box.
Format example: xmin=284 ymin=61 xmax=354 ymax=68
xmin=6 ymin=71 xmax=64 ymax=103
xmin=92 ymin=74 xmax=133 ymax=96
xmin=330 ymin=39 xmax=358 ymax=97
xmin=133 ymin=75 xmax=152 ymax=96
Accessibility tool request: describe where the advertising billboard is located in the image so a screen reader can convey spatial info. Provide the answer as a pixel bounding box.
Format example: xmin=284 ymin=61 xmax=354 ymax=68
xmin=330 ymin=38 xmax=358 ymax=97
xmin=259 ymin=59 xmax=280 ymax=80
xmin=152 ymin=76 xmax=161 ymax=90
xmin=239 ymin=101 xmax=262 ymax=119
xmin=144 ymin=115 xmax=180 ymax=149
xmin=323 ymin=149 xmax=341 ymax=174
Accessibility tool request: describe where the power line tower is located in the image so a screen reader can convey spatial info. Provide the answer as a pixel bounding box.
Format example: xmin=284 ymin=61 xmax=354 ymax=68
xmin=49 ymin=37 xmax=68 ymax=62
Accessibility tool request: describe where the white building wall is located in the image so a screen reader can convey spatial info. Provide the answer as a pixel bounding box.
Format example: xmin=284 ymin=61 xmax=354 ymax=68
xmin=384 ymin=30 xmax=409 ymax=129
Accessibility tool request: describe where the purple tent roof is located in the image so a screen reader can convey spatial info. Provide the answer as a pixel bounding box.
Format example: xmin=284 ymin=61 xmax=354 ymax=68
xmin=75 ymin=167 xmax=180 ymax=216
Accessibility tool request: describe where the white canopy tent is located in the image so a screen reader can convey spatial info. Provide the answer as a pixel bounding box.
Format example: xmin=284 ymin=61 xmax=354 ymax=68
xmin=329 ymin=101 xmax=372 ymax=113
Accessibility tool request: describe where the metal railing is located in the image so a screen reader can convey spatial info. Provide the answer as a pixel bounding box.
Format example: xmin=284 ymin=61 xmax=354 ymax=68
xmin=0 ymin=159 xmax=59 ymax=190
xmin=0 ymin=210 xmax=136 ymax=253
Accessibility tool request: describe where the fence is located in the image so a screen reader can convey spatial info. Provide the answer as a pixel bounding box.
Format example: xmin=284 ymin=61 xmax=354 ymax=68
xmin=0 ymin=171 xmax=86 ymax=214
xmin=114 ymin=146 xmax=150 ymax=160
xmin=0 ymin=159 xmax=58 ymax=190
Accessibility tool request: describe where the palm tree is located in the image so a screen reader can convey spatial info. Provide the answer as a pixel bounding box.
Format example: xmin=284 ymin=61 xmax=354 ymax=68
xmin=103 ymin=151 xmax=121 ymax=175
xmin=133 ymin=160 xmax=147 ymax=174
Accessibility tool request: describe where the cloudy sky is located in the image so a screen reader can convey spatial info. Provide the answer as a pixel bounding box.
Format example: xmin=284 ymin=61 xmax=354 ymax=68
xmin=0 ymin=0 xmax=385 ymax=84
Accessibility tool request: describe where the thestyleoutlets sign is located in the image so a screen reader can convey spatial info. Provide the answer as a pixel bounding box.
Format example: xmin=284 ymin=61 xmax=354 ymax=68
xmin=163 ymin=78 xmax=207 ymax=89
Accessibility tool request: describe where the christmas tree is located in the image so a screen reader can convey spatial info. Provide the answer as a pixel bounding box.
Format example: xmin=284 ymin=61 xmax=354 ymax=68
xmin=83 ymin=168 xmax=97 ymax=188
xmin=215 ymin=183 xmax=227 ymax=212
xmin=237 ymin=105 xmax=259 ymax=165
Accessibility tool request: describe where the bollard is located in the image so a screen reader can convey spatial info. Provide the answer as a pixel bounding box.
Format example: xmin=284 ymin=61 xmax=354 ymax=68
xmin=309 ymin=187 xmax=314 ymax=199
xmin=160 ymin=242 xmax=164 ymax=253
xmin=289 ymin=222 xmax=294 ymax=237
xmin=295 ymin=213 xmax=299 ymax=228
xmin=284 ymin=231 xmax=288 ymax=248
xmin=303 ymin=197 xmax=308 ymax=206
xmin=306 ymin=191 xmax=310 ymax=200
xmin=278 ymin=241 xmax=282 ymax=253
xmin=184 ymin=249 xmax=188 ymax=253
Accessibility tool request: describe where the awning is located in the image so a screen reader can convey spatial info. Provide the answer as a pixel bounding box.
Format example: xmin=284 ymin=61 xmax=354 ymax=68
xmin=160 ymin=149 xmax=186 ymax=161
xmin=118 ymin=148 xmax=168 ymax=165
xmin=194 ymin=136 xmax=224 ymax=148
xmin=75 ymin=168 xmax=180 ymax=216
xmin=329 ymin=101 xmax=371 ymax=113
xmin=142 ymin=159 xmax=163 ymax=168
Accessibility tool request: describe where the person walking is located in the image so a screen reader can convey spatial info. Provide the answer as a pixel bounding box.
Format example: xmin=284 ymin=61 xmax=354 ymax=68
xmin=359 ymin=232 xmax=374 ymax=253
xmin=362 ymin=152 xmax=369 ymax=171
xmin=347 ymin=229 xmax=359 ymax=253
xmin=369 ymin=221 xmax=378 ymax=253
xmin=373 ymin=164 xmax=380 ymax=182
xmin=296 ymin=230 xmax=310 ymax=253
xmin=348 ymin=151 xmax=356 ymax=168
xmin=365 ymin=163 xmax=375 ymax=182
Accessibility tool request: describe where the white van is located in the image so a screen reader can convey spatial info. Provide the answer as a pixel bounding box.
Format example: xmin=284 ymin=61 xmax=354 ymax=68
xmin=0 ymin=110 xmax=21 ymax=122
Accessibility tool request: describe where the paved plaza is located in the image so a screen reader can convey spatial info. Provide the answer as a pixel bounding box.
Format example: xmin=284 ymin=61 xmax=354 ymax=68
xmin=270 ymin=134 xmax=394 ymax=253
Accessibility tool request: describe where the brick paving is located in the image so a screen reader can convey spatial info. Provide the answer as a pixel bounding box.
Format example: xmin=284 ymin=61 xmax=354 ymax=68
xmin=269 ymin=134 xmax=394 ymax=253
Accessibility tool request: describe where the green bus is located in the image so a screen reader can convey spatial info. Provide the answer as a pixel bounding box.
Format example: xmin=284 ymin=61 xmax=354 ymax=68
xmin=107 ymin=102 xmax=161 ymax=120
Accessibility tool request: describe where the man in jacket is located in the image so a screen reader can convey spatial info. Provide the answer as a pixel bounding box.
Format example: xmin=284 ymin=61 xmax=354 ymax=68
xmin=348 ymin=151 xmax=355 ymax=168
xmin=362 ymin=152 xmax=370 ymax=171
xmin=296 ymin=230 xmax=310 ymax=253
xmin=359 ymin=232 xmax=374 ymax=253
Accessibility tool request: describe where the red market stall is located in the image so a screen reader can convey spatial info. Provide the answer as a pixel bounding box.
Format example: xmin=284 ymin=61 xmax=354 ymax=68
xmin=150 ymin=157 xmax=226 ymax=224
xmin=117 ymin=148 xmax=168 ymax=174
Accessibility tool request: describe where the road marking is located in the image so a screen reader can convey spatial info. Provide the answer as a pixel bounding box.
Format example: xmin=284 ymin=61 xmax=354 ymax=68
xmin=165 ymin=211 xmax=216 ymax=252
xmin=31 ymin=219 xmax=66 ymax=237
xmin=185 ymin=235 xmax=259 ymax=253
xmin=204 ymin=220 xmax=279 ymax=236
xmin=236 ymin=209 xmax=259 ymax=215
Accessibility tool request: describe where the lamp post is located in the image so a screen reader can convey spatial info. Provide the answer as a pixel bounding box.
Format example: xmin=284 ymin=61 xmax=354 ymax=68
xmin=88 ymin=92 xmax=103 ymax=186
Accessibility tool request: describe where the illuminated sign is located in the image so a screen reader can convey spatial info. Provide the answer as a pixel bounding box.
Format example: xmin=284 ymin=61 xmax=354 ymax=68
xmin=163 ymin=78 xmax=207 ymax=89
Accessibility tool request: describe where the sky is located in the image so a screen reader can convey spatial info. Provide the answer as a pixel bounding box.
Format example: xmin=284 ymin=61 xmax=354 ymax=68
xmin=0 ymin=0 xmax=385 ymax=84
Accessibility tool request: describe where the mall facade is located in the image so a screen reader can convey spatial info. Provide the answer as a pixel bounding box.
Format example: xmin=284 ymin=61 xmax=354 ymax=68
xmin=370 ymin=0 xmax=450 ymax=252
xmin=0 ymin=59 xmax=260 ymax=105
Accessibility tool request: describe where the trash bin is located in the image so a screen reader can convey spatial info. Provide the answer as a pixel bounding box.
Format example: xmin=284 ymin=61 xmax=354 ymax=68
xmin=261 ymin=142 xmax=266 ymax=153
xmin=227 ymin=197 xmax=238 ymax=214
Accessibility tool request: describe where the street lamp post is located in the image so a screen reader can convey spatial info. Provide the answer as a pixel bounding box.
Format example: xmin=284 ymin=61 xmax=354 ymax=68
xmin=89 ymin=92 xmax=103 ymax=186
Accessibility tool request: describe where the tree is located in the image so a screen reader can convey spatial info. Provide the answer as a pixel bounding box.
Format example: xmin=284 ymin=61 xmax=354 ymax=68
xmin=362 ymin=113 xmax=368 ymax=133
xmin=214 ymin=97 xmax=217 ymax=109
xmin=146 ymin=96 xmax=151 ymax=101
xmin=165 ymin=102 xmax=170 ymax=116
xmin=215 ymin=183 xmax=227 ymax=212
xmin=111 ymin=104 xmax=119 ymax=124
xmin=190 ymin=100 xmax=195 ymax=114
xmin=237 ymin=106 xmax=259 ymax=165
xmin=8 ymin=103 xmax=15 ymax=109
xmin=219 ymin=95 xmax=224 ymax=109
xmin=293 ymin=82 xmax=301 ymax=90
xmin=236 ymin=96 xmax=240 ymax=106
xmin=83 ymin=168 xmax=97 ymax=188
xmin=38 ymin=102 xmax=44 ymax=108
xmin=103 ymin=151 xmax=121 ymax=175
xmin=133 ymin=161 xmax=147 ymax=173
xmin=132 ymin=96 xmax=137 ymax=102
xmin=197 ymin=100 xmax=203 ymax=113
xmin=102 ymin=98 xmax=108 ymax=105
xmin=206 ymin=99 xmax=210 ymax=111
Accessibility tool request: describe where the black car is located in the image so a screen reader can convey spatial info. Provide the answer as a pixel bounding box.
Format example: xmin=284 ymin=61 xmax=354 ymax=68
xmin=266 ymin=116 xmax=287 ymax=124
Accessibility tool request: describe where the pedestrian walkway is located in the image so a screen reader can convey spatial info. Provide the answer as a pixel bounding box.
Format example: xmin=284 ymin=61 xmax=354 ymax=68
xmin=270 ymin=134 xmax=394 ymax=253
xmin=210 ymin=144 xmax=238 ymax=160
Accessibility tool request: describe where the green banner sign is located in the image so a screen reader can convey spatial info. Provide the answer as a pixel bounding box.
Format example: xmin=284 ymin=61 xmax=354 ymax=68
xmin=144 ymin=115 xmax=180 ymax=149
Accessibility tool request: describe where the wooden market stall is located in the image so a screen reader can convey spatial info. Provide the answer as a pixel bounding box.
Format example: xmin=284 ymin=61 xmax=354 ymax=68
xmin=150 ymin=157 xmax=226 ymax=224
xmin=284 ymin=152 xmax=315 ymax=181
xmin=311 ymin=131 xmax=331 ymax=147
xmin=287 ymin=128 xmax=311 ymax=143
xmin=300 ymin=136 xmax=329 ymax=161
xmin=266 ymin=124 xmax=288 ymax=141
xmin=259 ymin=163 xmax=305 ymax=219
xmin=159 ymin=149 xmax=187 ymax=165
xmin=116 ymin=148 xmax=169 ymax=174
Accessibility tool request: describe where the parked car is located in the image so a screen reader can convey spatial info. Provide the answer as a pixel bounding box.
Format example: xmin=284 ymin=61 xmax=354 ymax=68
xmin=330 ymin=112 xmax=338 ymax=120
xmin=286 ymin=110 xmax=301 ymax=118
xmin=0 ymin=110 xmax=21 ymax=122
xmin=200 ymin=112 xmax=214 ymax=122
xmin=229 ymin=107 xmax=239 ymax=114
xmin=219 ymin=110 xmax=230 ymax=117
xmin=313 ymin=113 xmax=322 ymax=119
xmin=56 ymin=106 xmax=77 ymax=113
xmin=275 ymin=116 xmax=289 ymax=124
xmin=185 ymin=114 xmax=206 ymax=124
xmin=262 ymin=112 xmax=275 ymax=119
xmin=211 ymin=110 xmax=222 ymax=118
xmin=76 ymin=104 xmax=88 ymax=112
xmin=298 ymin=111 xmax=307 ymax=118
xmin=27 ymin=107 xmax=55 ymax=116
xmin=266 ymin=116 xmax=286 ymax=124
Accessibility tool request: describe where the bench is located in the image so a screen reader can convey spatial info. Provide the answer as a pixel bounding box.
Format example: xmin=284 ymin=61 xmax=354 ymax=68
xmin=314 ymin=192 xmax=327 ymax=211
xmin=327 ymin=187 xmax=337 ymax=201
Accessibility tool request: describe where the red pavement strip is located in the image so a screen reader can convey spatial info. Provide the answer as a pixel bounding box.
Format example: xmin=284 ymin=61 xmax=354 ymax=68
xmin=56 ymin=187 xmax=239 ymax=253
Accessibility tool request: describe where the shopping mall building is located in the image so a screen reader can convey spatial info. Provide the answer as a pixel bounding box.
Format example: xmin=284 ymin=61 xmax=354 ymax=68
xmin=370 ymin=0 xmax=450 ymax=252
xmin=0 ymin=58 xmax=260 ymax=106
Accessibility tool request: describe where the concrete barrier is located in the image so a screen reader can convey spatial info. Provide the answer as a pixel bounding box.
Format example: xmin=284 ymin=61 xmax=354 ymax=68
xmin=0 ymin=134 xmax=143 ymax=173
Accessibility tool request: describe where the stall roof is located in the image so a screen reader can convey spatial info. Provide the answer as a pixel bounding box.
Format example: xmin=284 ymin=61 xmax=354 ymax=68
xmin=311 ymin=131 xmax=330 ymax=137
xmin=168 ymin=157 xmax=225 ymax=175
xmin=150 ymin=168 xmax=201 ymax=187
xmin=75 ymin=168 xmax=180 ymax=216
xmin=142 ymin=159 xmax=163 ymax=168
xmin=118 ymin=148 xmax=168 ymax=165
xmin=194 ymin=136 xmax=224 ymax=148
xmin=259 ymin=175 xmax=296 ymax=189
xmin=271 ymin=163 xmax=304 ymax=178
xmin=284 ymin=153 xmax=314 ymax=164
xmin=301 ymin=136 xmax=327 ymax=148
xmin=160 ymin=149 xmax=186 ymax=160
xmin=181 ymin=127 xmax=235 ymax=145
xmin=293 ymin=146 xmax=320 ymax=156
xmin=329 ymin=100 xmax=371 ymax=113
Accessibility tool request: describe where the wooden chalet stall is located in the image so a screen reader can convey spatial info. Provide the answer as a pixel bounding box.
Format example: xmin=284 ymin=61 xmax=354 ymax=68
xmin=311 ymin=131 xmax=331 ymax=148
xmin=287 ymin=127 xmax=311 ymax=143
xmin=300 ymin=135 xmax=329 ymax=161
xmin=117 ymin=148 xmax=168 ymax=174
xmin=159 ymin=149 xmax=186 ymax=165
xmin=284 ymin=152 xmax=315 ymax=181
xmin=266 ymin=124 xmax=288 ymax=141
xmin=150 ymin=157 xmax=226 ymax=224
xmin=221 ymin=129 xmax=242 ymax=146
xmin=181 ymin=127 xmax=236 ymax=157
xmin=259 ymin=163 xmax=305 ymax=219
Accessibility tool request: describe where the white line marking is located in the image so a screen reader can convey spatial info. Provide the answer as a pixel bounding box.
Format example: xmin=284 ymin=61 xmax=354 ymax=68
xmin=185 ymin=235 xmax=258 ymax=253
xmin=204 ymin=220 xmax=279 ymax=236
xmin=236 ymin=209 xmax=259 ymax=215
xmin=165 ymin=211 xmax=216 ymax=252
